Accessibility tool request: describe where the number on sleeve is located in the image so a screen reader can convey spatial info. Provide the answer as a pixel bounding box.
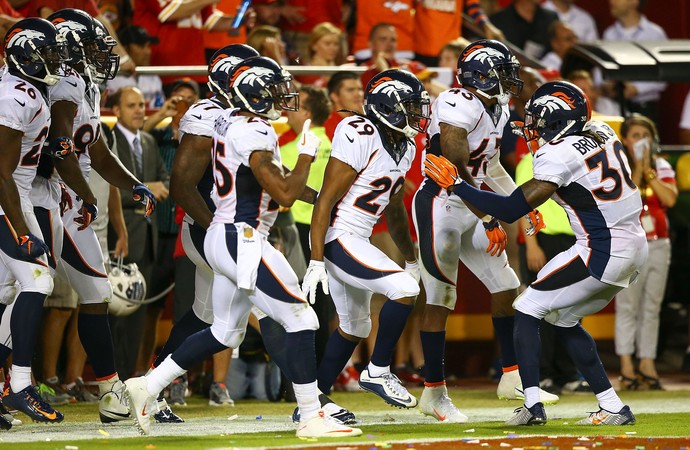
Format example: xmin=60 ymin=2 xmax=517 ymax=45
xmin=347 ymin=117 xmax=375 ymax=136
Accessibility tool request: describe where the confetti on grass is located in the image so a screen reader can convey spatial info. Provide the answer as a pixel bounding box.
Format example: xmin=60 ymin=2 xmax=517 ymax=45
xmin=98 ymin=429 xmax=110 ymax=437
xmin=227 ymin=414 xmax=239 ymax=421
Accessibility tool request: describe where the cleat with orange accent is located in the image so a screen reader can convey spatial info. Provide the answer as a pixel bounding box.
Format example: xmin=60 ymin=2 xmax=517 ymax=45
xmin=419 ymin=384 xmax=468 ymax=423
xmin=296 ymin=410 xmax=362 ymax=438
xmin=4 ymin=385 xmax=64 ymax=423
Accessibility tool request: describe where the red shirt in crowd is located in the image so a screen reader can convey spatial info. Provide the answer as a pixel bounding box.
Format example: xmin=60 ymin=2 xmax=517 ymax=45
xmin=134 ymin=0 xmax=220 ymax=84
xmin=14 ymin=0 xmax=99 ymax=17
xmin=280 ymin=0 xmax=343 ymax=34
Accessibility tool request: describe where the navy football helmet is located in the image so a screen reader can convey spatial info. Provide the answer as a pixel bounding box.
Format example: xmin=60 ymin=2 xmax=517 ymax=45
xmin=523 ymin=80 xmax=591 ymax=151
xmin=4 ymin=18 xmax=69 ymax=86
xmin=364 ymin=69 xmax=430 ymax=139
xmin=49 ymin=9 xmax=119 ymax=84
xmin=226 ymin=56 xmax=298 ymax=120
xmin=207 ymin=44 xmax=259 ymax=102
xmin=457 ymin=39 xmax=522 ymax=105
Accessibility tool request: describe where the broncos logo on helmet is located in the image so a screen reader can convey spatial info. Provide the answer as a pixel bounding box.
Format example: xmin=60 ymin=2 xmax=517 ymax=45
xmin=462 ymin=44 xmax=505 ymax=64
xmin=369 ymin=77 xmax=414 ymax=97
xmin=52 ymin=17 xmax=88 ymax=34
xmin=6 ymin=28 xmax=45 ymax=48
xmin=229 ymin=65 xmax=274 ymax=88
xmin=211 ymin=53 xmax=244 ymax=75
xmin=532 ymin=91 xmax=578 ymax=113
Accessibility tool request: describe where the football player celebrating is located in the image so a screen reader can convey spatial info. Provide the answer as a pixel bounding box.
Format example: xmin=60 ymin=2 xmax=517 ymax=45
xmin=303 ymin=69 xmax=429 ymax=411
xmin=424 ymin=81 xmax=644 ymax=426
xmin=31 ymin=8 xmax=154 ymax=424
xmin=411 ymin=39 xmax=556 ymax=423
xmin=0 ymin=18 xmax=69 ymax=425
xmin=124 ymin=56 xmax=361 ymax=438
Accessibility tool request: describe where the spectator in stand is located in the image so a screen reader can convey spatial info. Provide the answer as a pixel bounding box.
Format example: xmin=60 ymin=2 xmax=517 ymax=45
xmin=323 ymin=71 xmax=364 ymax=141
xmin=542 ymin=0 xmax=598 ymax=42
xmin=203 ymin=0 xmax=256 ymax=60
xmin=279 ymin=0 xmax=344 ymax=63
xmin=402 ymin=60 xmax=447 ymax=101
xmin=438 ymin=39 xmax=469 ymax=89
xmin=247 ymin=25 xmax=289 ymax=64
xmin=490 ymin=0 xmax=559 ymax=60
xmin=253 ymin=0 xmax=282 ymax=26
xmin=133 ymin=0 xmax=252 ymax=87
xmin=360 ymin=22 xmax=417 ymax=88
xmin=279 ymin=85 xmax=334 ymax=364
xmin=296 ymin=22 xmax=346 ymax=88
xmin=98 ymin=0 xmax=131 ymax=30
xmin=566 ymin=69 xmax=620 ymax=117
xmin=109 ymin=86 xmax=170 ymax=377
xmin=11 ymin=0 xmax=136 ymax=73
xmin=413 ymin=0 xmax=505 ymax=67
xmin=352 ymin=0 xmax=413 ymax=63
xmin=615 ymin=115 xmax=677 ymax=391
xmin=601 ymin=0 xmax=667 ymax=123
xmin=105 ymin=26 xmax=165 ymax=109
xmin=539 ymin=21 xmax=578 ymax=73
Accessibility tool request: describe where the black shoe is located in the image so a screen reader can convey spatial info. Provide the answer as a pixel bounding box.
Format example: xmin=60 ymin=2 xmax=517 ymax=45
xmin=154 ymin=403 xmax=185 ymax=423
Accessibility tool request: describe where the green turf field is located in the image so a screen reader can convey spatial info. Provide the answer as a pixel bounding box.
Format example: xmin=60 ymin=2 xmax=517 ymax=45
xmin=2 ymin=387 xmax=689 ymax=449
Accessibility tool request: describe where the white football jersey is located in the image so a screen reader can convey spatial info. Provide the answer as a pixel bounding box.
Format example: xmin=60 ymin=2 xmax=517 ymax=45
xmin=426 ymin=88 xmax=509 ymax=185
xmin=210 ymin=112 xmax=280 ymax=235
xmin=0 ymin=72 xmax=51 ymax=214
xmin=532 ymin=121 xmax=646 ymax=286
xmin=179 ymin=98 xmax=229 ymax=216
xmin=328 ymin=115 xmax=415 ymax=239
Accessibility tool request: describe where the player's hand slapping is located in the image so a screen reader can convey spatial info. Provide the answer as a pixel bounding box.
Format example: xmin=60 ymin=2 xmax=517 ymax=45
xmin=302 ymin=260 xmax=329 ymax=305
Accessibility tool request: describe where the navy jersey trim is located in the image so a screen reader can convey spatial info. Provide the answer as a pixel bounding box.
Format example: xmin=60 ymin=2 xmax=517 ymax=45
xmin=189 ymin=221 xmax=208 ymax=263
xmin=413 ymin=190 xmax=456 ymax=286
xmin=61 ymin=229 xmax=107 ymax=278
xmin=555 ymin=182 xmax=611 ymax=280
xmin=531 ymin=254 xmax=590 ymax=291
xmin=324 ymin=238 xmax=402 ymax=280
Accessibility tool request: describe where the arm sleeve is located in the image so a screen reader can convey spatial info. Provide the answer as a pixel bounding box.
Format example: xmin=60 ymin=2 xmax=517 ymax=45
xmin=0 ymin=95 xmax=32 ymax=133
xmin=435 ymin=91 xmax=477 ymax=131
xmin=330 ymin=119 xmax=370 ymax=172
xmin=464 ymin=0 xmax=488 ymax=25
xmin=532 ymin=150 xmax=568 ymax=187
xmin=230 ymin=119 xmax=278 ymax=166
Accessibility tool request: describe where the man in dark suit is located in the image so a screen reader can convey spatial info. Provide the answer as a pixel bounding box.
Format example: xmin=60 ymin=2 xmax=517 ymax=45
xmin=110 ymin=86 xmax=170 ymax=377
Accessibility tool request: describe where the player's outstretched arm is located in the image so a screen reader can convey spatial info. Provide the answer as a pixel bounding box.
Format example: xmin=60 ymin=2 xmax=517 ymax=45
xmin=453 ymin=178 xmax=557 ymax=223
xmin=0 ymin=126 xmax=31 ymax=236
xmin=170 ymin=134 xmax=214 ymax=229
xmin=383 ymin=188 xmax=417 ymax=263
xmin=308 ymin=157 xmax=357 ymax=262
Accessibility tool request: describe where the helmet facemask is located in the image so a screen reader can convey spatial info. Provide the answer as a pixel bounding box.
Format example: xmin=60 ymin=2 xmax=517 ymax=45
xmin=369 ymin=90 xmax=431 ymax=139
xmin=476 ymin=62 xmax=523 ymax=106
xmin=83 ymin=35 xmax=119 ymax=84
xmin=10 ymin=33 xmax=70 ymax=86
xmin=264 ymin=71 xmax=299 ymax=119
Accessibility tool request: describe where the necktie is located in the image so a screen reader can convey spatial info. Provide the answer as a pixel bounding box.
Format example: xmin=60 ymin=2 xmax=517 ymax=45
xmin=132 ymin=136 xmax=143 ymax=176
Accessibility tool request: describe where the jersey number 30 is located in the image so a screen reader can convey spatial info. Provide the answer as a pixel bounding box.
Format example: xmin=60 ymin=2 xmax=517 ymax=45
xmin=585 ymin=142 xmax=635 ymax=201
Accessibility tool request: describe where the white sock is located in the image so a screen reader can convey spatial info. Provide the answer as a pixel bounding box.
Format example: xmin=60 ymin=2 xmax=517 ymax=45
xmin=293 ymin=380 xmax=320 ymax=421
xmin=523 ymin=386 xmax=541 ymax=408
xmin=147 ymin=355 xmax=185 ymax=397
xmin=10 ymin=365 xmax=32 ymax=392
xmin=596 ymin=387 xmax=625 ymax=413
xmin=96 ymin=374 xmax=120 ymax=396
xmin=367 ymin=362 xmax=389 ymax=378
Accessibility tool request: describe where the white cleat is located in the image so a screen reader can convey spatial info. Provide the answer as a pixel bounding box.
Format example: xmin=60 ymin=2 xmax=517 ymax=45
xmin=359 ymin=368 xmax=418 ymax=408
xmin=296 ymin=410 xmax=362 ymax=438
xmin=419 ymin=385 xmax=468 ymax=423
xmin=99 ymin=379 xmax=130 ymax=423
xmin=497 ymin=370 xmax=559 ymax=405
xmin=123 ymin=377 xmax=159 ymax=435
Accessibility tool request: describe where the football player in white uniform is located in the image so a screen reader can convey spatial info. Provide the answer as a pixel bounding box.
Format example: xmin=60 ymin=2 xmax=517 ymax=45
xmin=303 ymin=69 xmax=429 ymax=411
xmin=147 ymin=43 xmax=260 ymax=424
xmin=425 ymin=81 xmax=646 ymax=426
xmin=48 ymin=9 xmax=156 ymax=424
xmin=411 ymin=39 xmax=556 ymax=423
xmin=0 ymin=18 xmax=69 ymax=425
xmin=124 ymin=56 xmax=361 ymax=438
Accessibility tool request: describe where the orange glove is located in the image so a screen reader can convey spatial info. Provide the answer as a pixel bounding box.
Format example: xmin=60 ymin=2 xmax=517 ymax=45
xmin=424 ymin=154 xmax=460 ymax=190
xmin=524 ymin=209 xmax=546 ymax=236
xmin=483 ymin=217 xmax=507 ymax=257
